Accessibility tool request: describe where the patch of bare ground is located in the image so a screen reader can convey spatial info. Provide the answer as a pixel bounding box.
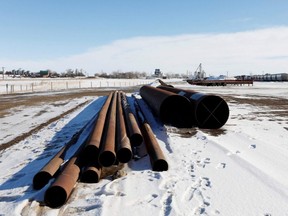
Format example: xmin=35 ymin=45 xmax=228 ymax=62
xmin=0 ymin=100 xmax=90 ymax=151
xmin=0 ymin=88 xmax=138 ymax=151
xmin=223 ymin=95 xmax=288 ymax=118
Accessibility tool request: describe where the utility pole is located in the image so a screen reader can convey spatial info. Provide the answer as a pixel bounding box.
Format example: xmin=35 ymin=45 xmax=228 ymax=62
xmin=2 ymin=67 xmax=4 ymax=80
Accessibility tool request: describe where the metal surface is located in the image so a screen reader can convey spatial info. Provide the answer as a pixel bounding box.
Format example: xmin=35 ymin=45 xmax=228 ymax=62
xmin=81 ymin=160 xmax=102 ymax=183
xmin=116 ymin=92 xmax=132 ymax=163
xmin=33 ymin=146 xmax=65 ymax=190
xmin=82 ymin=92 xmax=113 ymax=163
xmin=157 ymin=86 xmax=229 ymax=129
xmin=98 ymin=91 xmax=117 ymax=167
xmin=139 ymin=85 xmax=193 ymax=128
xmin=44 ymin=156 xmax=82 ymax=208
xmin=120 ymin=92 xmax=143 ymax=146
xmin=134 ymin=97 xmax=168 ymax=171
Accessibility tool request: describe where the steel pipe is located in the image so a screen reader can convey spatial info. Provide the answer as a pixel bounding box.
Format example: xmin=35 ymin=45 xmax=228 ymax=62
xmin=157 ymin=86 xmax=229 ymax=129
xmin=33 ymin=113 xmax=98 ymax=190
xmin=98 ymin=91 xmax=117 ymax=167
xmin=116 ymin=92 xmax=132 ymax=163
xmin=33 ymin=146 xmax=65 ymax=190
xmin=134 ymin=97 xmax=168 ymax=171
xmin=81 ymin=160 xmax=102 ymax=183
xmin=120 ymin=92 xmax=143 ymax=146
xmin=44 ymin=155 xmax=82 ymax=208
xmin=139 ymin=85 xmax=193 ymax=128
xmin=82 ymin=92 xmax=113 ymax=163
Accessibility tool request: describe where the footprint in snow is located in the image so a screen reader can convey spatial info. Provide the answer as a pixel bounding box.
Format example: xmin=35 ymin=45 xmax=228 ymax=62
xmin=249 ymin=144 xmax=256 ymax=149
xmin=216 ymin=163 xmax=226 ymax=169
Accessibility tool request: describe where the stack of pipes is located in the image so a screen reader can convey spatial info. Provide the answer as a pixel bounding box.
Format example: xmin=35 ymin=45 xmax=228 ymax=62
xmin=33 ymin=90 xmax=168 ymax=208
xmin=140 ymin=81 xmax=229 ymax=129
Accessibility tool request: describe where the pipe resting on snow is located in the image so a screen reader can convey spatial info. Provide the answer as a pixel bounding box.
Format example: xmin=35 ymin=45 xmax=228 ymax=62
xmin=139 ymin=85 xmax=193 ymax=128
xmin=133 ymin=96 xmax=168 ymax=171
xmin=157 ymin=85 xmax=229 ymax=129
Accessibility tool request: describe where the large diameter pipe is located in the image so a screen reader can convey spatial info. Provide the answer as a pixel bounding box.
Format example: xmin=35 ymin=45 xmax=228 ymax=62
xmin=139 ymin=85 xmax=193 ymax=128
xmin=120 ymin=92 xmax=143 ymax=146
xmin=157 ymin=86 xmax=229 ymax=129
xmin=116 ymin=92 xmax=132 ymax=163
xmin=98 ymin=91 xmax=117 ymax=167
xmin=44 ymin=156 xmax=82 ymax=208
xmin=82 ymin=92 xmax=113 ymax=164
xmin=134 ymin=97 xmax=168 ymax=171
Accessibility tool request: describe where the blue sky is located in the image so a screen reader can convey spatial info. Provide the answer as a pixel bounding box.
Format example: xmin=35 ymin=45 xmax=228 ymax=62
xmin=1 ymin=0 xmax=288 ymax=75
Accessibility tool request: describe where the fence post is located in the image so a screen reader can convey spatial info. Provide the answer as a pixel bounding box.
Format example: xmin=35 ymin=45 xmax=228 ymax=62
xmin=31 ymin=83 xmax=34 ymax=92
xmin=51 ymin=82 xmax=53 ymax=91
xmin=6 ymin=84 xmax=8 ymax=94
xmin=66 ymin=82 xmax=68 ymax=89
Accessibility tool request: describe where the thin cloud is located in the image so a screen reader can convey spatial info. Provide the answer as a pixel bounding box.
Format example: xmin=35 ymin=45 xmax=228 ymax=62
xmin=2 ymin=26 xmax=288 ymax=75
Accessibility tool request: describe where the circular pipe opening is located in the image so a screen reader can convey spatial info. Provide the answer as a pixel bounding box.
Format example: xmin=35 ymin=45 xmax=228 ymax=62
xmin=196 ymin=95 xmax=229 ymax=129
xmin=99 ymin=151 xmax=116 ymax=167
xmin=153 ymin=159 xmax=168 ymax=171
xmin=33 ymin=171 xmax=52 ymax=190
xmin=44 ymin=185 xmax=67 ymax=208
xmin=117 ymin=148 xmax=132 ymax=163
xmin=81 ymin=145 xmax=99 ymax=165
xmin=81 ymin=170 xmax=100 ymax=183
xmin=129 ymin=133 xmax=143 ymax=146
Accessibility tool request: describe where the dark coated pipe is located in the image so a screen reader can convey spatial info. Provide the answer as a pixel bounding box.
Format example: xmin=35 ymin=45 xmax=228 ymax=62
xmin=139 ymin=85 xmax=193 ymax=128
xmin=134 ymin=97 xmax=168 ymax=171
xmin=116 ymin=92 xmax=132 ymax=163
xmin=82 ymin=92 xmax=113 ymax=163
xmin=120 ymin=92 xmax=143 ymax=146
xmin=157 ymin=86 xmax=229 ymax=129
xmin=98 ymin=91 xmax=117 ymax=167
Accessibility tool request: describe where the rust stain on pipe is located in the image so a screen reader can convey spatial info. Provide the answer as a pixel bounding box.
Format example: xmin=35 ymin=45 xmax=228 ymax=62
xmin=120 ymin=92 xmax=143 ymax=146
xmin=157 ymin=86 xmax=229 ymax=129
xmin=82 ymin=92 xmax=113 ymax=163
xmin=116 ymin=92 xmax=132 ymax=163
xmin=98 ymin=91 xmax=117 ymax=167
xmin=140 ymin=85 xmax=193 ymax=128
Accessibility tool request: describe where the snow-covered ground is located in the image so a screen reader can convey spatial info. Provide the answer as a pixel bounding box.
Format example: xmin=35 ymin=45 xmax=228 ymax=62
xmin=0 ymin=80 xmax=288 ymax=216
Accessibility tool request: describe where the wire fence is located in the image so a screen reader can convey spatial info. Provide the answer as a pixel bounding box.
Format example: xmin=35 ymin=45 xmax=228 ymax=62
xmin=0 ymin=78 xmax=154 ymax=94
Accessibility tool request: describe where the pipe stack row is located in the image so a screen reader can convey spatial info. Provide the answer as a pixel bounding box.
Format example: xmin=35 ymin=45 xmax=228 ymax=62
xmin=33 ymin=91 xmax=168 ymax=208
xmin=140 ymin=82 xmax=229 ymax=129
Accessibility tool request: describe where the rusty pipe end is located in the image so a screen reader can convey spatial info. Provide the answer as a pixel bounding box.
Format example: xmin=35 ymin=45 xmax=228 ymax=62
xmin=99 ymin=151 xmax=116 ymax=167
xmin=160 ymin=95 xmax=193 ymax=128
xmin=44 ymin=185 xmax=68 ymax=208
xmin=33 ymin=171 xmax=53 ymax=190
xmin=152 ymin=159 xmax=168 ymax=172
xmin=81 ymin=169 xmax=101 ymax=183
xmin=196 ymin=95 xmax=229 ymax=129
xmin=117 ymin=147 xmax=132 ymax=163
xmin=129 ymin=133 xmax=143 ymax=146
xmin=81 ymin=145 xmax=100 ymax=165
